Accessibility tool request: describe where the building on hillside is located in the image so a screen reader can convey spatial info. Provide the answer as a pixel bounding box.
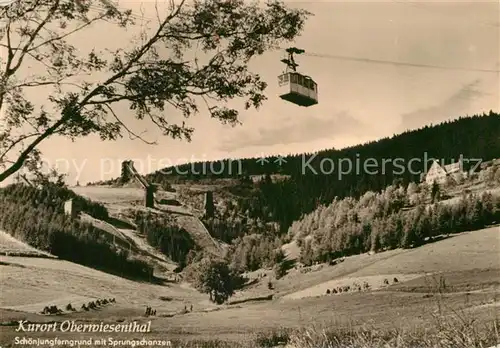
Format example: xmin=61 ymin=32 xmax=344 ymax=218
xmin=122 ymin=160 xmax=155 ymax=208
xmin=64 ymin=199 xmax=82 ymax=219
xmin=250 ymin=174 xmax=291 ymax=183
xmin=423 ymin=159 xmax=466 ymax=185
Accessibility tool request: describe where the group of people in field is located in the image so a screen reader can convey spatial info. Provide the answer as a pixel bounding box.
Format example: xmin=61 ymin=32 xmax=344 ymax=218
xmin=144 ymin=304 xmax=193 ymax=316
xmin=145 ymin=306 xmax=156 ymax=316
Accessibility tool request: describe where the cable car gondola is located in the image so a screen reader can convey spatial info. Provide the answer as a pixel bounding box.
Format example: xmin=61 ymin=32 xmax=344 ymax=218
xmin=278 ymin=47 xmax=318 ymax=107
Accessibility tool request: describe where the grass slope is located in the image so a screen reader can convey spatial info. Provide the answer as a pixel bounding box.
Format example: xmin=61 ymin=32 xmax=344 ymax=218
xmin=1 ymin=226 xmax=498 ymax=345
xmin=0 ymin=255 xmax=203 ymax=315
xmin=278 ymin=226 xmax=499 ymax=300
xmin=71 ymin=185 xmax=225 ymax=258
xmin=0 ymin=230 xmax=55 ymax=258
xmin=79 ymin=212 xmax=177 ymax=272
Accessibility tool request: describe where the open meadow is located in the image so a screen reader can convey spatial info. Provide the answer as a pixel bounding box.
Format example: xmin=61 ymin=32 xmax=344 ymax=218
xmin=1 ymin=0 xmax=499 ymax=344
xmin=1 ymin=226 xmax=499 ymax=347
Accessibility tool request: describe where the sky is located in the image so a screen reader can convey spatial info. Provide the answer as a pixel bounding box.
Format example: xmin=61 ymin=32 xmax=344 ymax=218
xmin=2 ymin=0 xmax=499 ymax=185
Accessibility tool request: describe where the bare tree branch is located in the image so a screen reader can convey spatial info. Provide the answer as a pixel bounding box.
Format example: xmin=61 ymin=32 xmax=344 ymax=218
xmin=0 ymin=132 xmax=41 ymax=164
xmin=0 ymin=117 xmax=66 ymax=182
xmin=29 ymin=14 xmax=107 ymax=52
xmin=0 ymin=0 xmax=310 ymax=183
xmin=102 ymin=103 xmax=157 ymax=145
xmin=8 ymin=0 xmax=61 ymax=75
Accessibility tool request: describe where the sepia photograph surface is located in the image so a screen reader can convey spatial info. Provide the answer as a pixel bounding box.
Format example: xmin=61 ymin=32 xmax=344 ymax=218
xmin=0 ymin=0 xmax=499 ymax=347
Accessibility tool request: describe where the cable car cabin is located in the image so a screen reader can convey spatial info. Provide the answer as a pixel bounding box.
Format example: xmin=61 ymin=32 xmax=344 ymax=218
xmin=278 ymin=72 xmax=318 ymax=107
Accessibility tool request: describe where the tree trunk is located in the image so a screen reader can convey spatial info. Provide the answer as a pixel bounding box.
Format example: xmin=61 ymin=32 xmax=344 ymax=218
xmin=0 ymin=117 xmax=65 ymax=183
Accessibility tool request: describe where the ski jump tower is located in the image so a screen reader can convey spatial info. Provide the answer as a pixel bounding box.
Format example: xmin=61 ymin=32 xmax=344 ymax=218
xmin=204 ymin=191 xmax=215 ymax=218
xmin=121 ymin=160 xmax=155 ymax=208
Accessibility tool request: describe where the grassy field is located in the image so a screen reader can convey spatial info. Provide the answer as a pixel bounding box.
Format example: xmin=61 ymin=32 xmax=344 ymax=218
xmin=1 ymin=226 xmax=499 ymax=347
xmin=0 ymin=255 xmax=204 ymax=313
xmin=71 ymin=186 xmax=148 ymax=203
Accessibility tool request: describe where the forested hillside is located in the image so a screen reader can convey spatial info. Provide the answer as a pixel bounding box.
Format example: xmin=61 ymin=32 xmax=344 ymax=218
xmin=70 ymin=113 xmax=500 ymax=277
xmin=147 ymin=112 xmax=500 ymax=234
xmin=133 ymin=210 xmax=197 ymax=267
xmin=290 ymin=183 xmax=500 ymax=265
xmin=0 ymin=184 xmax=152 ymax=279
xmin=210 ymin=165 xmax=500 ymax=272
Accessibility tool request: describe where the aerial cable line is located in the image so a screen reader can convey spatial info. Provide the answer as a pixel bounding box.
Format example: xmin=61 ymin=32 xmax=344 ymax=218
xmin=273 ymin=47 xmax=500 ymax=74
xmin=85 ymin=3 xmax=500 ymax=74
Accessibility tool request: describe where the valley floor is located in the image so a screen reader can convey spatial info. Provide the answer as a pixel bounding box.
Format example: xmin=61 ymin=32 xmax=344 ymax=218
xmin=1 ymin=226 xmax=499 ymax=346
